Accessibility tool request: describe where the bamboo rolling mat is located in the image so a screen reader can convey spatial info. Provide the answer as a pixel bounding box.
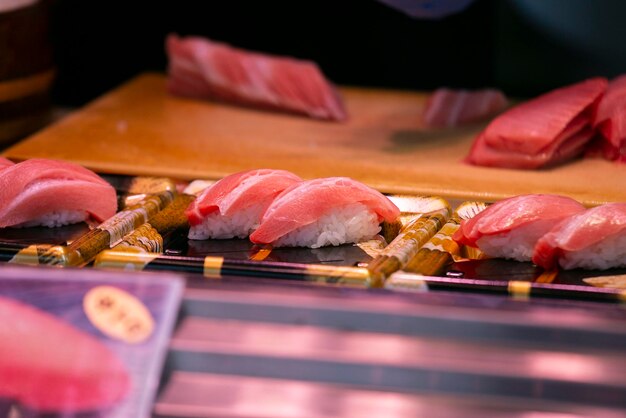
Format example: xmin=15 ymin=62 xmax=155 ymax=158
xmin=4 ymin=73 xmax=625 ymax=205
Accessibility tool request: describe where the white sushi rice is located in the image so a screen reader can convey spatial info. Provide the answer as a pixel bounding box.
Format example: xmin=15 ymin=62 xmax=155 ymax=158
xmin=559 ymin=233 xmax=626 ymax=270
xmin=16 ymin=210 xmax=87 ymax=228
xmin=188 ymin=203 xmax=263 ymax=240
xmin=274 ymin=203 xmax=381 ymax=248
xmin=183 ymin=179 xmax=216 ymax=196
xmin=475 ymin=219 xmax=557 ymax=262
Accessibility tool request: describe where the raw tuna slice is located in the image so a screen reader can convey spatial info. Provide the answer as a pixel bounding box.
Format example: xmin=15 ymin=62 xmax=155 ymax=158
xmin=0 ymin=159 xmax=117 ymax=228
xmin=0 ymin=296 xmax=130 ymax=413
xmin=186 ymin=169 xmax=302 ymax=240
xmin=452 ymin=194 xmax=586 ymax=262
xmin=250 ymin=177 xmax=400 ymax=248
xmin=0 ymin=157 xmax=14 ymax=170
xmin=166 ymin=34 xmax=347 ymax=121
xmin=585 ymin=135 xmax=626 ymax=162
xmin=585 ymin=74 xmax=626 ymax=163
xmin=468 ymin=119 xmax=595 ymax=169
xmin=467 ymin=77 xmax=607 ymax=169
xmin=422 ymin=88 xmax=508 ymax=128
xmin=592 ymin=75 xmax=626 ymax=145
xmin=533 ymin=203 xmax=626 ymax=270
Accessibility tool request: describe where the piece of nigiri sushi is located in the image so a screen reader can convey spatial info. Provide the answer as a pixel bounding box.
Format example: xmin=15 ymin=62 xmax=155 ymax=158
xmin=0 ymin=296 xmax=130 ymax=414
xmin=250 ymin=177 xmax=400 ymax=248
xmin=453 ymin=194 xmax=586 ymax=261
xmin=0 ymin=159 xmax=117 ymax=228
xmin=186 ymin=169 xmax=302 ymax=240
xmin=532 ymin=203 xmax=626 ymax=270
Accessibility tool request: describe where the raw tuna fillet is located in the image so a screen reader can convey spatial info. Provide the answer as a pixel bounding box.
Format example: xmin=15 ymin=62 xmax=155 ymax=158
xmin=467 ymin=119 xmax=596 ymax=169
xmin=0 ymin=159 xmax=117 ymax=228
xmin=250 ymin=177 xmax=400 ymax=248
xmin=166 ymin=34 xmax=347 ymax=121
xmin=592 ymin=75 xmax=626 ymax=145
xmin=585 ymin=135 xmax=626 ymax=162
xmin=467 ymin=77 xmax=607 ymax=169
xmin=422 ymin=88 xmax=508 ymax=128
xmin=0 ymin=296 xmax=130 ymax=413
xmin=533 ymin=203 xmax=626 ymax=270
xmin=584 ymin=74 xmax=626 ymax=163
xmin=186 ymin=169 xmax=302 ymax=240
xmin=453 ymin=194 xmax=586 ymax=261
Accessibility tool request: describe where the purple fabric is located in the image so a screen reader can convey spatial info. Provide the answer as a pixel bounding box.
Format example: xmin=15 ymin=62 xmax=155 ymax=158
xmin=377 ymin=0 xmax=475 ymax=19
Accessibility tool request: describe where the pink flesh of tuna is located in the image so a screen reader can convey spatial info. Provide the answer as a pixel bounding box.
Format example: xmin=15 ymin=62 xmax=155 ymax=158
xmin=532 ymin=203 xmax=626 ymax=269
xmin=597 ymin=111 xmax=626 ymax=149
xmin=453 ymin=194 xmax=586 ymax=248
xmin=0 ymin=296 xmax=130 ymax=412
xmin=185 ymin=169 xmax=302 ymax=227
xmin=0 ymin=159 xmax=117 ymax=227
xmin=166 ymin=34 xmax=347 ymax=121
xmin=467 ymin=119 xmax=595 ymax=169
xmin=249 ymin=177 xmax=400 ymax=245
xmin=591 ymin=75 xmax=626 ymax=149
xmin=0 ymin=157 xmax=14 ymax=170
xmin=585 ymin=135 xmax=626 ymax=162
xmin=481 ymin=77 xmax=607 ymax=155
xmin=422 ymin=88 xmax=508 ymax=128
xmin=593 ymin=75 xmax=626 ymax=124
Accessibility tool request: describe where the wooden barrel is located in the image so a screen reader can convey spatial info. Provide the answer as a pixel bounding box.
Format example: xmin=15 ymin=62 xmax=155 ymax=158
xmin=0 ymin=0 xmax=54 ymax=147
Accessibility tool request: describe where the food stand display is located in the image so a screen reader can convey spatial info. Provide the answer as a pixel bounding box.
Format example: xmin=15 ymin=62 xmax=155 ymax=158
xmin=1 ymin=74 xmax=626 ymax=417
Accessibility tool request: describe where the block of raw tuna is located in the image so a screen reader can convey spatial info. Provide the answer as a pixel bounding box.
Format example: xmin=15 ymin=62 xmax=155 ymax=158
xmin=533 ymin=203 xmax=626 ymax=270
xmin=166 ymin=34 xmax=347 ymax=121
xmin=593 ymin=75 xmax=626 ymax=145
xmin=466 ymin=77 xmax=607 ymax=169
xmin=0 ymin=158 xmax=117 ymax=228
xmin=586 ymin=75 xmax=626 ymax=162
xmin=0 ymin=296 xmax=130 ymax=414
xmin=422 ymin=88 xmax=508 ymax=128
xmin=584 ymin=135 xmax=626 ymax=162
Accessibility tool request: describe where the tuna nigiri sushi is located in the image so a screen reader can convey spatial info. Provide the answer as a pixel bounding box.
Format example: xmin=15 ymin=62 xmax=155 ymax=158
xmin=0 ymin=159 xmax=117 ymax=228
xmin=453 ymin=194 xmax=586 ymax=261
xmin=0 ymin=296 xmax=130 ymax=414
xmin=533 ymin=203 xmax=626 ymax=270
xmin=186 ymin=169 xmax=302 ymax=240
xmin=250 ymin=177 xmax=400 ymax=248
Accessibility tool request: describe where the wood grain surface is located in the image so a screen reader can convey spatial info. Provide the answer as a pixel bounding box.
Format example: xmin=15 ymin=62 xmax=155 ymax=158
xmin=4 ymin=73 xmax=625 ymax=205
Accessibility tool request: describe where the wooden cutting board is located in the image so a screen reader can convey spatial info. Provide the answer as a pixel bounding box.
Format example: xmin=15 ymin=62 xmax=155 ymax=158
xmin=4 ymin=73 xmax=626 ymax=205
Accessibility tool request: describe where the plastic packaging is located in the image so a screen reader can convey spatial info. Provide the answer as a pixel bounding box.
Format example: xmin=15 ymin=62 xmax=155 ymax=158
xmin=0 ymin=265 xmax=184 ymax=418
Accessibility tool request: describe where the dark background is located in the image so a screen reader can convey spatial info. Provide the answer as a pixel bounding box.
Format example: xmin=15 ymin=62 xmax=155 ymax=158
xmin=46 ymin=0 xmax=626 ymax=106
